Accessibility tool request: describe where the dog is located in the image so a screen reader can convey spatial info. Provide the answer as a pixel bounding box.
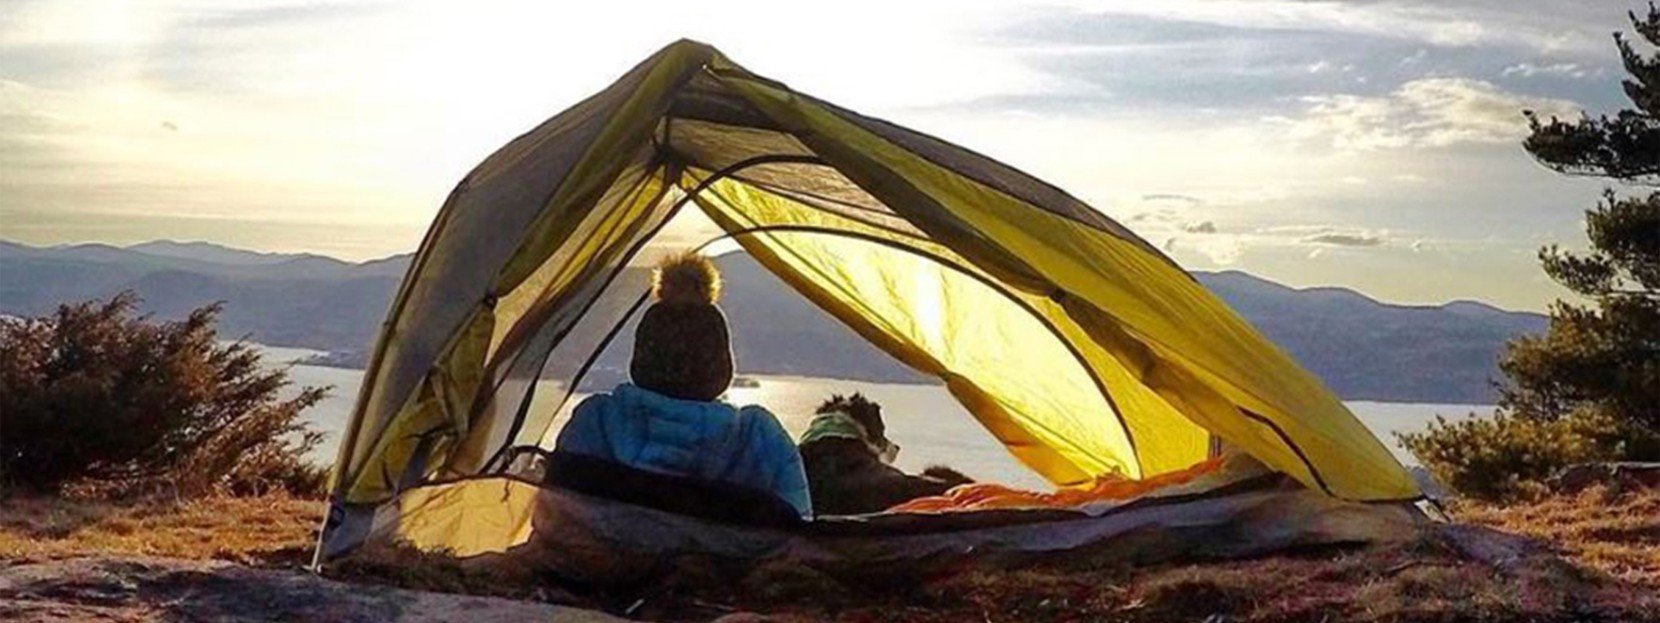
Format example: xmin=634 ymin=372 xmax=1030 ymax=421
xmin=798 ymin=393 xmax=973 ymax=515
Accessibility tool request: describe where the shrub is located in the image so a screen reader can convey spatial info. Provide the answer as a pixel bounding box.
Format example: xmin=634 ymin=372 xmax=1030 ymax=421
xmin=1398 ymin=407 xmax=1658 ymax=501
xmin=0 ymin=292 xmax=328 ymax=497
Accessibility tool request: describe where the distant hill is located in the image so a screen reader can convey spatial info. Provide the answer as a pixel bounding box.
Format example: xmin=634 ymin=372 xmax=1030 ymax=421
xmin=0 ymin=241 xmax=407 ymax=352
xmin=0 ymin=240 xmax=1545 ymax=403
xmin=124 ymin=240 xmax=316 ymax=266
xmin=1193 ymin=271 xmax=1546 ymax=403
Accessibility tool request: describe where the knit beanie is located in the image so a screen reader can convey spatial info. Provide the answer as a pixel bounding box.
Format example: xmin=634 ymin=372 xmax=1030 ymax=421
xmin=630 ymin=252 xmax=735 ymax=402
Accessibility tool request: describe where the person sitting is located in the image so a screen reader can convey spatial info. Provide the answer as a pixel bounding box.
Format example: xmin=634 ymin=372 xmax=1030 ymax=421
xmin=554 ymin=252 xmax=812 ymax=519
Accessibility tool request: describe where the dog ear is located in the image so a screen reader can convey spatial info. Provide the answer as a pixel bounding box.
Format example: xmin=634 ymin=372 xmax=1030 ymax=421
xmin=843 ymin=393 xmax=885 ymax=439
xmin=815 ymin=393 xmax=846 ymax=415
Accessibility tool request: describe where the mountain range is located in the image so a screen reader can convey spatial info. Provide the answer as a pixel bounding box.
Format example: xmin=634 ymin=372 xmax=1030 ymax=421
xmin=0 ymin=239 xmax=1546 ymax=404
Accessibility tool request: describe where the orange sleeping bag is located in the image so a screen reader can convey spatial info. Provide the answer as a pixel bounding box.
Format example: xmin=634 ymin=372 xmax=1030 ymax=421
xmin=887 ymin=456 xmax=1228 ymax=513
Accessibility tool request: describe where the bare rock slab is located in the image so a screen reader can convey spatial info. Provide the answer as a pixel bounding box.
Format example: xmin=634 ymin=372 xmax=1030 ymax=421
xmin=0 ymin=555 xmax=626 ymax=623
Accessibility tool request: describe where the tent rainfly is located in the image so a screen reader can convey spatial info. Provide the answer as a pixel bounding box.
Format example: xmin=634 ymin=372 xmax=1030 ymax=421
xmin=316 ymin=40 xmax=1422 ymax=562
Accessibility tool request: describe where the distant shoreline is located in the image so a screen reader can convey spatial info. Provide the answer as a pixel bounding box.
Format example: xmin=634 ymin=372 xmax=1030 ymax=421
xmin=288 ymin=347 xmax=944 ymax=387
xmin=281 ymin=346 xmax=1501 ymax=407
xmin=295 ymin=350 xmax=367 ymax=369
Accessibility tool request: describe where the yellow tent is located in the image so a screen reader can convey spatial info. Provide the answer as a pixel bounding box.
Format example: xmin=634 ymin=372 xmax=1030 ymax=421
xmin=317 ymin=40 xmax=1420 ymax=561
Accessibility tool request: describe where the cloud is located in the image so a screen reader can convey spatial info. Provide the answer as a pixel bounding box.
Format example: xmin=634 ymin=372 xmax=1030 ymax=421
xmin=1141 ymin=193 xmax=1203 ymax=206
xmin=1283 ymin=77 xmax=1581 ymax=150
xmin=1301 ymin=231 xmax=1386 ymax=247
xmin=1257 ymin=225 xmax=1342 ymax=236
xmin=1029 ymin=0 xmax=1608 ymax=57
xmin=1259 ymin=224 xmax=1390 ymax=247
xmin=1502 ymin=62 xmax=1597 ymax=79
xmin=1184 ymin=220 xmax=1217 ymax=233
xmin=1128 ymin=205 xmax=1220 ymax=237
xmin=181 ymin=3 xmax=392 ymax=31
xmin=1194 ymin=235 xmax=1243 ymax=265
xmin=1166 ymin=234 xmax=1242 ymax=265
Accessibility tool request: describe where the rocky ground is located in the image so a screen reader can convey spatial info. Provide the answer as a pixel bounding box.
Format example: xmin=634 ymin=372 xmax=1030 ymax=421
xmin=2 ymin=483 xmax=1657 ymax=622
xmin=0 ymin=556 xmax=624 ymax=622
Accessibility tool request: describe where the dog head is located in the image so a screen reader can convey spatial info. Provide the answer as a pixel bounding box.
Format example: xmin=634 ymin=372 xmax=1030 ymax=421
xmin=815 ymin=393 xmax=898 ymax=463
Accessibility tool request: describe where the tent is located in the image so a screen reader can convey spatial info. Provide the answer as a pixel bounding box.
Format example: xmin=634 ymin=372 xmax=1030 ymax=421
xmin=316 ymin=40 xmax=1422 ymax=563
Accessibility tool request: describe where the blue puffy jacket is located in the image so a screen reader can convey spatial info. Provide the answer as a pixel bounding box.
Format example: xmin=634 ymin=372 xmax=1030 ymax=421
xmin=555 ymin=383 xmax=812 ymax=518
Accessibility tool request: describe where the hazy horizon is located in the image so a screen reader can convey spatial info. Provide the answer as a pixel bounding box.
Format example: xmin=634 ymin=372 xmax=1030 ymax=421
xmin=0 ymin=234 xmax=1554 ymax=314
xmin=2 ymin=0 xmax=1639 ymax=312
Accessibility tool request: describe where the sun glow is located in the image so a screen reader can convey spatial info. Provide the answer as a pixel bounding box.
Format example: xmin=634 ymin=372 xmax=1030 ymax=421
xmin=0 ymin=0 xmax=1613 ymax=308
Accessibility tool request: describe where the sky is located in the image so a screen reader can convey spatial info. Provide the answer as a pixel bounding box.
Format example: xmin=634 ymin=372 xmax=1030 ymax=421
xmin=0 ymin=0 xmax=1645 ymax=311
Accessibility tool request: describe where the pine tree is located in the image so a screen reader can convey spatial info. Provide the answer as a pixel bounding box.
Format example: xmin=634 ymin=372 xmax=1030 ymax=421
xmin=1508 ymin=4 xmax=1660 ymax=450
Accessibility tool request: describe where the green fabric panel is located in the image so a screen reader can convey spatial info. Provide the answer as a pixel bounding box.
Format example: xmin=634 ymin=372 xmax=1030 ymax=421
xmin=494 ymin=43 xmax=712 ymax=291
xmin=448 ymin=163 xmax=671 ymax=476
xmin=340 ymin=41 xmax=711 ymax=504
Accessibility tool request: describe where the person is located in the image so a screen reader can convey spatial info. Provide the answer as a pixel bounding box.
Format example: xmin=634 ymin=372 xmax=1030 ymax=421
xmin=555 ymin=251 xmax=812 ymax=518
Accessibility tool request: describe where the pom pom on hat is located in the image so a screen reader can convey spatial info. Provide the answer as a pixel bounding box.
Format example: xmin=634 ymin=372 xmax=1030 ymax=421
xmin=653 ymin=251 xmax=721 ymax=305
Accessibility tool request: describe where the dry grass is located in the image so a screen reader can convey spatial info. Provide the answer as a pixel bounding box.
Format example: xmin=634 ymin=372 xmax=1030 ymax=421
xmin=1452 ymin=486 xmax=1660 ymax=589
xmin=0 ymin=493 xmax=323 ymax=566
xmin=640 ymin=527 xmax=1653 ymax=623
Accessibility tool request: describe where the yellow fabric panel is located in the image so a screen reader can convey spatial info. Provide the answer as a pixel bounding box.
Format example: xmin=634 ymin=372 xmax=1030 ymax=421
xmin=384 ymin=478 xmax=539 ymax=558
xmin=1065 ymin=301 xmax=1322 ymax=489
xmin=946 ymin=205 xmax=1414 ymax=500
xmin=686 ymin=168 xmax=1208 ymax=479
xmin=692 ymin=176 xmax=1137 ymax=483
xmin=713 ymin=71 xmax=1417 ymax=501
xmin=1031 ymin=298 xmax=1212 ymax=476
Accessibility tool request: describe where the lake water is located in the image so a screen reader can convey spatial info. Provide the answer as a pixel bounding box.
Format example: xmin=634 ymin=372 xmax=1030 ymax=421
xmin=260 ymin=345 xmax=1489 ymax=490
